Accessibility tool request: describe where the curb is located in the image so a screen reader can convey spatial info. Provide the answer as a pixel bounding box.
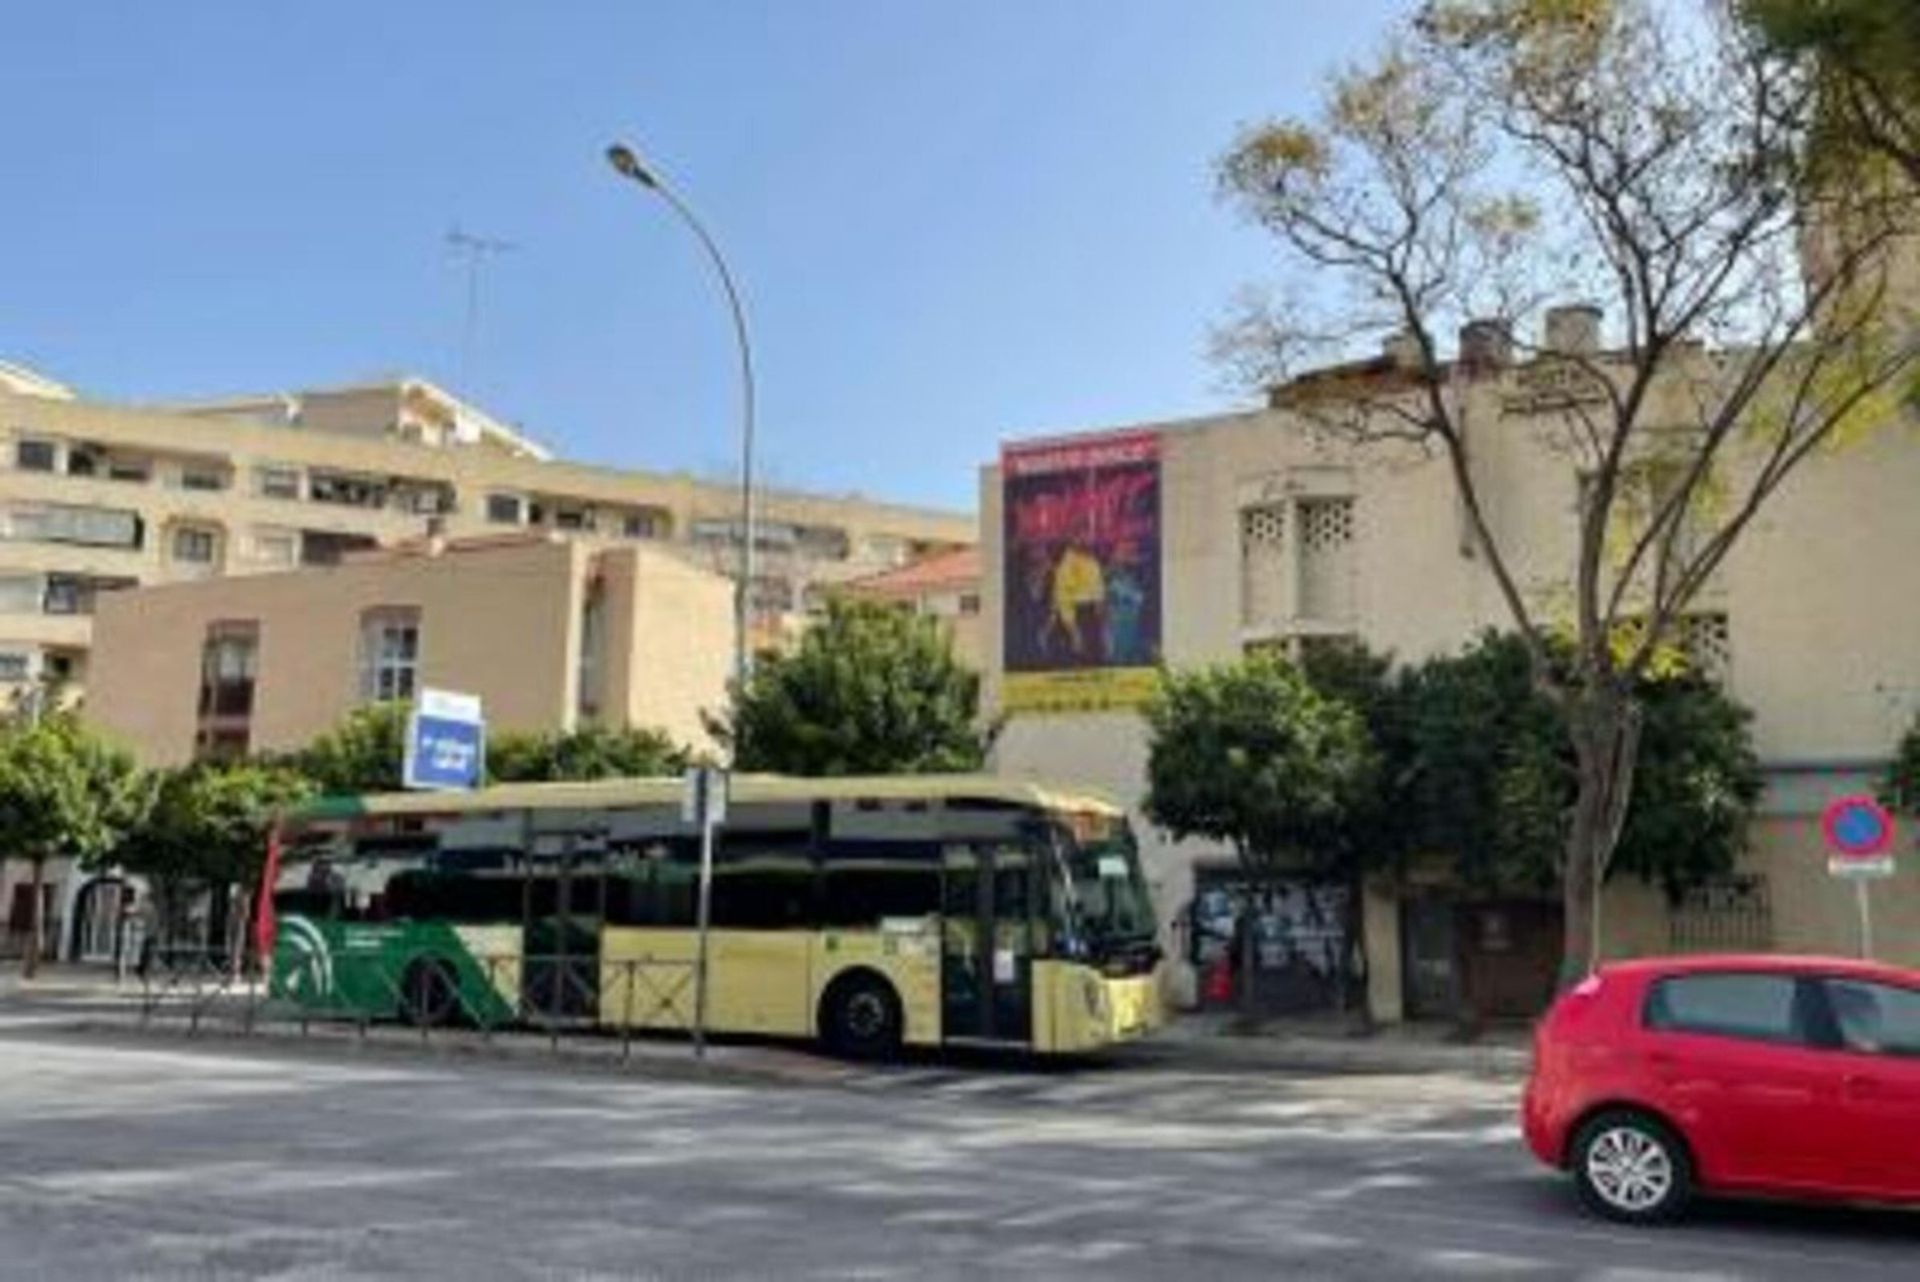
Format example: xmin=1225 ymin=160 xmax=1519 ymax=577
xmin=1117 ymin=1036 xmax=1528 ymax=1081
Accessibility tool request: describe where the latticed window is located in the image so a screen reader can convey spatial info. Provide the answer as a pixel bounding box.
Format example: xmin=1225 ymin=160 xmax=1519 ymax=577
xmin=1670 ymin=874 xmax=1771 ymax=951
xmin=1678 ymin=612 xmax=1731 ymax=682
xmin=1297 ymin=497 xmax=1355 ymax=621
xmin=359 ymin=608 xmax=421 ymax=703
xmin=1240 ymin=505 xmax=1287 ymax=628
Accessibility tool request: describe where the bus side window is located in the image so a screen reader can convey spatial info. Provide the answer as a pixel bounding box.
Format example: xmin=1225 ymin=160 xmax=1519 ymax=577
xmin=711 ymin=830 xmax=815 ymax=929
xmin=819 ymin=839 xmax=940 ymax=928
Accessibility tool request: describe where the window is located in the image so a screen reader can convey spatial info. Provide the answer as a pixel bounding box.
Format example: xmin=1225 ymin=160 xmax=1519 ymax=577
xmin=196 ymin=624 xmax=258 ymax=761
xmin=65 ymin=447 xmax=99 ymax=477
xmin=179 ymin=464 xmax=227 ymax=492
xmin=711 ymin=831 xmax=816 ymax=929
xmin=577 ymin=585 xmax=606 ymax=720
xmin=107 ymin=458 xmax=150 ymax=484
xmin=42 ymin=576 xmax=83 ymax=615
xmin=15 ymin=438 xmax=56 ymax=472
xmin=819 ymin=842 xmax=940 ymax=928
xmin=309 ymin=471 xmax=388 ymax=509
xmin=1678 ymin=612 xmax=1732 ymax=683
xmin=170 ymin=526 xmax=218 ymax=564
xmin=8 ymin=503 xmax=142 ymax=549
xmin=622 ymin=511 xmax=661 ymax=540
xmin=1645 ymin=973 xmax=1807 ymax=1044
xmin=0 ymin=652 xmax=30 ymax=682
xmin=252 ymin=530 xmax=298 ymax=567
xmin=554 ymin=506 xmax=593 ymax=532
xmin=256 ymin=467 xmax=301 ymax=500
xmin=0 ymin=574 xmax=41 ymax=614
xmin=359 ymin=609 xmax=421 ymax=702
xmin=1297 ymin=497 xmax=1356 ymax=621
xmin=1240 ymin=504 xmax=1287 ymax=628
xmin=485 ymin=493 xmax=525 ymax=525
xmin=1822 ymin=980 xmax=1920 ymax=1058
xmin=958 ymin=593 xmax=981 ymax=617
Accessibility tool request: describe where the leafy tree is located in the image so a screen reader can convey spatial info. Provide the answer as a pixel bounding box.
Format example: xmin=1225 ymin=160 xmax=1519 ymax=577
xmin=1395 ymin=632 xmax=1763 ymax=901
xmin=118 ymin=761 xmax=313 ymax=955
xmin=1744 ymin=0 xmax=1920 ymax=183
xmin=1215 ymin=0 xmax=1918 ymax=978
xmin=1143 ymin=653 xmax=1377 ymax=1015
xmin=0 ymin=714 xmax=151 ymax=976
xmin=489 ymin=723 xmax=686 ymax=782
xmin=714 ymin=598 xmax=991 ymax=775
xmin=281 ymin=702 xmax=410 ymax=795
xmin=1880 ymin=710 xmax=1920 ymax=815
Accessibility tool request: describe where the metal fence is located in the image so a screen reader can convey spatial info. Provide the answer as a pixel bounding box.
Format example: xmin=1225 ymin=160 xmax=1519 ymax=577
xmin=135 ymin=949 xmax=702 ymax=1062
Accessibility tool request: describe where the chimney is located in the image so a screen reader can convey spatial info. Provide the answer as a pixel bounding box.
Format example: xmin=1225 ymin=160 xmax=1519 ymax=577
xmin=1543 ymin=304 xmax=1602 ymax=357
xmin=1382 ymin=330 xmax=1423 ymax=371
xmin=1457 ymin=319 xmax=1514 ymax=372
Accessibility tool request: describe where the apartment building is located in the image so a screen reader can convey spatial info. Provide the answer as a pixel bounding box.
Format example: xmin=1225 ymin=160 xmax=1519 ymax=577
xmin=0 ymin=367 xmax=972 ymax=696
xmin=982 ymin=318 xmax=1920 ymax=1022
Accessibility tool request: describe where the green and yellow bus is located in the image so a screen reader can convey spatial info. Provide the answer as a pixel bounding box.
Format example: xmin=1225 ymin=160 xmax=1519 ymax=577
xmin=268 ymin=774 xmax=1165 ymax=1056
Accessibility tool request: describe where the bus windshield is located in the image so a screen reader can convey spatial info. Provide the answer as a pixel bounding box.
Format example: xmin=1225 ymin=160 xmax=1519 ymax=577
xmin=1055 ymin=815 xmax=1156 ymax=958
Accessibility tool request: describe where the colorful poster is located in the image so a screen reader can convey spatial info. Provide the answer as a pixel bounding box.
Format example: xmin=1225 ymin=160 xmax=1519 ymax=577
xmin=1001 ymin=430 xmax=1161 ymax=714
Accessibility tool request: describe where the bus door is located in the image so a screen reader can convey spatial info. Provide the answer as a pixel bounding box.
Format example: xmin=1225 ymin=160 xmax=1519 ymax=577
xmin=523 ymin=817 xmax=608 ymax=1023
xmin=940 ymin=842 xmax=1035 ymax=1045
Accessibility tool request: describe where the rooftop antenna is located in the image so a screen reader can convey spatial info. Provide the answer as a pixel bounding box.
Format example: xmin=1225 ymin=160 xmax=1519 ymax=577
xmin=446 ymin=224 xmax=518 ymax=393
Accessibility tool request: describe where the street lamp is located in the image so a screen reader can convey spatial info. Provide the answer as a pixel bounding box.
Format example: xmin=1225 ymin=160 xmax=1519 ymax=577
xmin=605 ymin=142 xmax=758 ymax=688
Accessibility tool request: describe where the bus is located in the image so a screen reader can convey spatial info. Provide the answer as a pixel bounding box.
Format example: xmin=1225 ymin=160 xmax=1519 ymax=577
xmin=267 ymin=774 xmax=1165 ymax=1056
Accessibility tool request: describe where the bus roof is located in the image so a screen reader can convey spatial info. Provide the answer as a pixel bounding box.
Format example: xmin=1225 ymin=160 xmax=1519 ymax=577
xmin=291 ymin=773 xmax=1127 ymax=824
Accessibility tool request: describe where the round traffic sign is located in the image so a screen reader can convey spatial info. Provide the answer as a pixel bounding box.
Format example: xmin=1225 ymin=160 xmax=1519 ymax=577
xmin=1822 ymin=795 xmax=1894 ymax=858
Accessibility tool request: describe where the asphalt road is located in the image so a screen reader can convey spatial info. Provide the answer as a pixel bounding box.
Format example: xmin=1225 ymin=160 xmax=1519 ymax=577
xmin=0 ymin=1017 xmax=1914 ymax=1280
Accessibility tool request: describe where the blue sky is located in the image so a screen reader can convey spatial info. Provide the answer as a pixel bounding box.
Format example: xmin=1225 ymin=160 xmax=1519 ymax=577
xmin=0 ymin=2 xmax=1407 ymax=511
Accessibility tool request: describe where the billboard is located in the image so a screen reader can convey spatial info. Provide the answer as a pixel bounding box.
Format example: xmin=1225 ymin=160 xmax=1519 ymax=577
xmin=1001 ymin=430 xmax=1161 ymax=714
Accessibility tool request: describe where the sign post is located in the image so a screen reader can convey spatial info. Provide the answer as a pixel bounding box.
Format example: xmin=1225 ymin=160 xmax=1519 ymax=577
xmin=682 ymin=765 xmax=727 ymax=1058
xmin=1821 ymin=795 xmax=1896 ymax=959
xmin=403 ymin=689 xmax=485 ymax=792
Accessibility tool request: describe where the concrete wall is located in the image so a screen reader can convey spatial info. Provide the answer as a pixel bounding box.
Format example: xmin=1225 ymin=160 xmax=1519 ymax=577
xmin=604 ymin=545 xmax=734 ymax=754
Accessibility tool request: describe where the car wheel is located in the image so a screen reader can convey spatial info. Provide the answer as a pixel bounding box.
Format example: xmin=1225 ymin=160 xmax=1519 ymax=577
xmin=822 ymin=972 xmax=903 ymax=1061
xmin=1571 ymin=1110 xmax=1693 ymax=1224
xmin=398 ymin=957 xmax=459 ymax=1027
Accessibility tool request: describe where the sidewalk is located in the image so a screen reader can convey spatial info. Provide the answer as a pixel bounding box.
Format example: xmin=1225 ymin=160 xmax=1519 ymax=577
xmin=0 ymin=962 xmax=140 ymax=1000
xmin=1117 ymin=1011 xmax=1532 ymax=1080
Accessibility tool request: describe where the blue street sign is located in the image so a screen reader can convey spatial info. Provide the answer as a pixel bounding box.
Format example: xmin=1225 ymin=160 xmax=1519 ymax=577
xmin=404 ymin=689 xmax=485 ymax=791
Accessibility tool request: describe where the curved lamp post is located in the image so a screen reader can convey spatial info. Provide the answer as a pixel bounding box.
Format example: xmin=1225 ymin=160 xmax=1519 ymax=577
xmin=605 ymin=142 xmax=758 ymax=687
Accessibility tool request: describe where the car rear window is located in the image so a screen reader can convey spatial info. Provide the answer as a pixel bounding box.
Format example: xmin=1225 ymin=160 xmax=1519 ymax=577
xmin=1644 ymin=973 xmax=1804 ymax=1044
xmin=1823 ymin=980 xmax=1920 ymax=1058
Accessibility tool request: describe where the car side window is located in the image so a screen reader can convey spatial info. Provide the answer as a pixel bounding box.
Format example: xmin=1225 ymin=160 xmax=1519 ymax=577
xmin=1821 ymin=980 xmax=1920 ymax=1058
xmin=1644 ymin=973 xmax=1807 ymax=1044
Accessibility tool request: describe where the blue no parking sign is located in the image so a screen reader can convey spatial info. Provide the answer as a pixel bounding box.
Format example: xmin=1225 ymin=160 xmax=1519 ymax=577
xmin=403 ymin=689 xmax=485 ymax=791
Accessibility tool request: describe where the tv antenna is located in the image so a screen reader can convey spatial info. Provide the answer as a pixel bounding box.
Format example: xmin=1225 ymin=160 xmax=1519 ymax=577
xmin=446 ymin=224 xmax=518 ymax=391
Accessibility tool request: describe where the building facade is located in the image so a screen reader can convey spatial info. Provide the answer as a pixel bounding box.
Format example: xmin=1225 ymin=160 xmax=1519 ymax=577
xmin=838 ymin=546 xmax=984 ymax=669
xmin=0 ymin=369 xmax=971 ymax=697
xmin=983 ymin=333 xmax=1920 ymax=1021
xmin=13 ymin=533 xmax=732 ymax=964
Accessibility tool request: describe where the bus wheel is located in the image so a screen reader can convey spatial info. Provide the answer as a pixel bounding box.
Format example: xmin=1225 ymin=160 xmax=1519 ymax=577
xmin=821 ymin=971 xmax=903 ymax=1061
xmin=398 ymin=958 xmax=458 ymax=1027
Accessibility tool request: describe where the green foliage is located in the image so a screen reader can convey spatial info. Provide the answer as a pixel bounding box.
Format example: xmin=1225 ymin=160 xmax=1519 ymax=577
xmin=716 ymin=598 xmax=990 ymax=776
xmin=1143 ymin=653 xmax=1377 ymax=878
xmin=0 ymin=713 xmax=151 ymax=869
xmin=1394 ymin=632 xmax=1761 ymax=898
xmin=489 ymin=723 xmax=686 ymax=782
xmin=1881 ymin=710 xmax=1920 ymax=815
xmin=120 ymin=761 xmax=313 ymax=891
xmin=280 ymin=702 xmax=410 ymax=795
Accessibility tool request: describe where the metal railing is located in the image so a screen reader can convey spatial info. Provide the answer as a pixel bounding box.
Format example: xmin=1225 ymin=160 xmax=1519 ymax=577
xmin=135 ymin=949 xmax=701 ymax=1063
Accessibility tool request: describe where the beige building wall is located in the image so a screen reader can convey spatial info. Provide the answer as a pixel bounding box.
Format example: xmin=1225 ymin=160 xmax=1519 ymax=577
xmin=984 ymin=366 xmax=1920 ymax=1011
xmin=87 ymin=536 xmax=729 ymax=768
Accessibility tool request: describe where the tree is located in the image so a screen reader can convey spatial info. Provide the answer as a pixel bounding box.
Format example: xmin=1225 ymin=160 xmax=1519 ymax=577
xmin=1143 ymin=653 xmax=1377 ymax=1016
xmin=1216 ymin=0 xmax=1919 ymax=979
xmin=118 ymin=761 xmax=313 ymax=959
xmin=0 ymin=714 xmax=150 ymax=976
xmin=1743 ymin=0 xmax=1920 ymax=183
xmin=488 ymin=723 xmax=686 ymax=782
xmin=715 ymin=598 xmax=991 ymax=775
xmin=281 ymin=702 xmax=410 ymax=795
xmin=1881 ymin=709 xmax=1920 ymax=815
xmin=1395 ymin=632 xmax=1762 ymax=902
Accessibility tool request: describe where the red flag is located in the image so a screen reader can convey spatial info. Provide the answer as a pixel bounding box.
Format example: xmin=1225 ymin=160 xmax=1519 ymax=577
xmin=253 ymin=821 xmax=282 ymax=972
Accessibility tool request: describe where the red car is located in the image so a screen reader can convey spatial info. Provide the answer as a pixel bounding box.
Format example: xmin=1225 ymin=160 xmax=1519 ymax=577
xmin=1524 ymin=954 xmax=1920 ymax=1222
